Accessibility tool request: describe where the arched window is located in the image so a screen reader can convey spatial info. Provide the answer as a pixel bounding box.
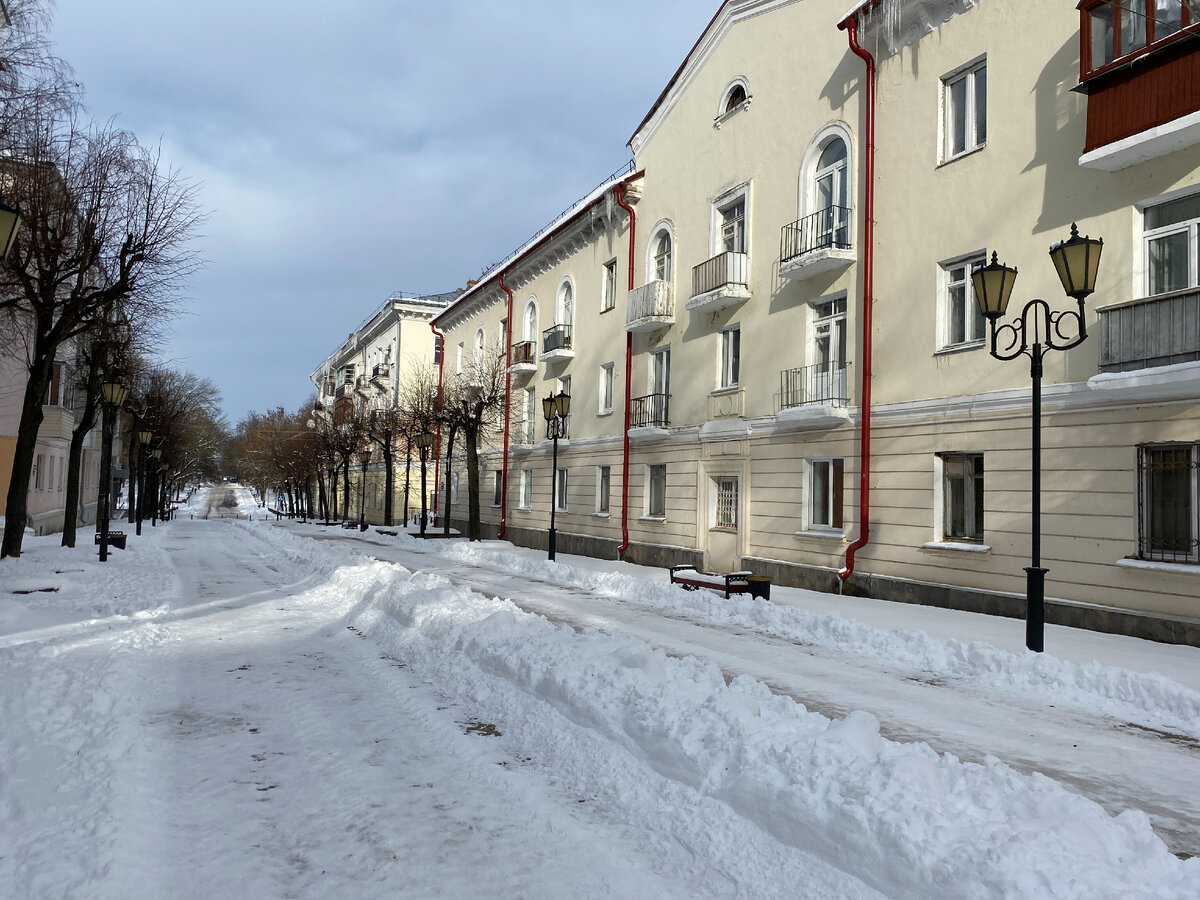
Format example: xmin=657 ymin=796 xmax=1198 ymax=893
xmin=802 ymin=126 xmax=853 ymax=251
xmin=725 ymin=83 xmax=747 ymax=113
xmin=557 ymin=279 xmax=574 ymax=328
xmin=524 ymin=298 xmax=538 ymax=343
xmin=474 ymin=327 xmax=485 ymax=363
xmin=653 ymin=231 xmax=673 ymax=282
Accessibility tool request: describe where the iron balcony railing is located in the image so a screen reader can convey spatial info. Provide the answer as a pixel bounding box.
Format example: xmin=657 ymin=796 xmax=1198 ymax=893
xmin=631 ymin=392 xmax=670 ymax=428
xmin=543 ymin=323 xmax=573 ymax=354
xmin=780 ymin=206 xmax=852 ymax=263
xmin=780 ymin=363 xmax=848 ymax=409
xmin=692 ymin=251 xmax=749 ymax=297
xmin=511 ymin=340 xmax=536 ymax=365
xmin=1098 ymin=288 xmax=1200 ymax=372
xmin=627 ymin=280 xmax=675 ymax=327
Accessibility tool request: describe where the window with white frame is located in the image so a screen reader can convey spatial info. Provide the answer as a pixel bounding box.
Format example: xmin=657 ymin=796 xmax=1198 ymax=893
xmin=809 ymin=458 xmax=844 ymax=531
xmin=520 ymin=469 xmax=532 ymax=509
xmin=456 ymin=342 xmax=464 ymax=374
xmin=525 ymin=298 xmax=538 ymax=342
xmin=451 ymin=471 xmax=460 ymax=504
xmin=1144 ymin=192 xmax=1200 ymax=296
xmin=646 ymin=463 xmax=667 ymax=518
xmin=557 ymin=279 xmax=574 ymax=328
xmin=522 ymin=387 xmax=536 ymax=443
xmin=34 ymin=453 xmax=44 ymax=491
xmin=492 ymin=470 xmax=503 ymax=507
xmin=812 ymin=136 xmax=850 ymax=248
xmin=718 ymin=196 xmax=747 ymax=254
xmin=596 ymin=465 xmax=610 ymax=514
xmin=599 ymin=363 xmax=615 ymax=414
xmin=718 ymin=326 xmax=740 ymax=389
xmin=473 ymin=327 xmax=485 ymax=365
xmin=1137 ymin=443 xmax=1199 ymax=563
xmin=942 ymin=58 xmax=986 ymax=161
xmin=811 ymin=298 xmax=848 ymax=403
xmin=602 ymin=260 xmax=617 ymax=312
xmin=714 ymin=476 xmax=738 ymax=528
xmin=941 ymin=254 xmax=987 ymax=348
xmin=652 ymin=229 xmax=674 ymax=282
xmin=940 ymin=452 xmax=984 ymax=542
xmin=555 ymin=468 xmax=568 ymax=512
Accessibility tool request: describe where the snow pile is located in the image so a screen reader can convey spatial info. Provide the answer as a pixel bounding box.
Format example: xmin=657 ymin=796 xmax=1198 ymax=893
xmin=421 ymin=539 xmax=1200 ymax=740
xmin=321 ymin=554 xmax=1199 ymax=900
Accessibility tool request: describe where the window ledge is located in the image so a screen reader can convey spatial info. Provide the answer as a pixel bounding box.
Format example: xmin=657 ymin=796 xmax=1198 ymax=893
xmin=934 ymin=339 xmax=985 ymax=357
xmin=922 ymin=540 xmax=990 ymax=554
xmin=794 ymin=529 xmax=844 ymax=541
xmin=590 ymin=512 xmax=611 ymax=518
xmin=710 ymin=386 xmax=740 ymax=396
xmin=597 ymin=409 xmax=614 ymax=418
xmin=709 ymin=525 xmax=737 ymax=534
xmin=937 ymin=143 xmax=986 ymax=168
xmin=1116 ymin=557 xmax=1200 ymax=575
xmin=639 ymin=515 xmax=666 ymax=523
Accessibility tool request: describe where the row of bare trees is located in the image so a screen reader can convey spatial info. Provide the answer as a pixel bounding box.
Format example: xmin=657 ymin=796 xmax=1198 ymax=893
xmin=228 ymin=348 xmax=508 ymax=539
xmin=0 ymin=1 xmax=206 ymax=557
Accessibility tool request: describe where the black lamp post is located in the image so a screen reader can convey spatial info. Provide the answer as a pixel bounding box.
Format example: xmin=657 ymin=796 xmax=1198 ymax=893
xmin=414 ymin=431 xmax=435 ymax=537
xmin=971 ymin=223 xmax=1103 ymax=653
xmin=136 ymin=430 xmax=152 ymax=536
xmin=542 ymin=390 xmax=571 ymax=561
xmin=150 ymin=448 xmax=162 ymax=526
xmin=358 ymin=447 xmax=372 ymax=531
xmin=96 ymin=380 xmax=129 ymax=562
xmin=326 ymin=464 xmax=335 ymax=524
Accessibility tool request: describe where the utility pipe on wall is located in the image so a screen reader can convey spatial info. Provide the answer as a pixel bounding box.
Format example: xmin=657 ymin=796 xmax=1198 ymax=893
xmin=837 ymin=12 xmax=876 ymax=583
xmin=614 ymin=181 xmax=637 ymax=557
xmin=429 ymin=321 xmax=446 ymax=524
xmin=498 ymin=273 xmax=515 ymax=539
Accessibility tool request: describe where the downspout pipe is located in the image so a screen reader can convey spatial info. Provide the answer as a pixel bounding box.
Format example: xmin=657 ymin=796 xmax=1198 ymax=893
xmin=498 ymin=273 xmax=515 ymax=539
xmin=614 ymin=181 xmax=637 ymax=557
xmin=838 ymin=13 xmax=875 ymax=583
xmin=429 ymin=320 xmax=446 ymax=524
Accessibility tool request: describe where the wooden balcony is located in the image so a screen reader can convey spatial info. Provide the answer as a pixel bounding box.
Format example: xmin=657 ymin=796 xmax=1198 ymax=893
xmin=1098 ymin=288 xmax=1200 ymax=372
xmin=627 ymin=280 xmax=675 ymax=332
xmin=508 ymin=340 xmax=536 ymax=375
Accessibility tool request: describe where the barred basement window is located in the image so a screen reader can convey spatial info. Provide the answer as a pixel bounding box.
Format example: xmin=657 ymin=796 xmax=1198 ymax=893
xmin=715 ymin=477 xmax=738 ymax=528
xmin=941 ymin=452 xmax=984 ymax=542
xmin=1137 ymin=443 xmax=1199 ymax=563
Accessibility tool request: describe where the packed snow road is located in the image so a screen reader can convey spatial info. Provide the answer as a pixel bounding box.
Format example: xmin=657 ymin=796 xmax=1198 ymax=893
xmin=1 ymin=488 xmax=1197 ymax=898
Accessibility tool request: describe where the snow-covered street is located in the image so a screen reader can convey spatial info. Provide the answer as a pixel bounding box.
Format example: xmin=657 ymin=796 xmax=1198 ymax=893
xmin=1 ymin=485 xmax=1197 ymax=898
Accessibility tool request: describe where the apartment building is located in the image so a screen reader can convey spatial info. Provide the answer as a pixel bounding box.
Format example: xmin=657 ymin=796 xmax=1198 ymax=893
xmin=428 ymin=0 xmax=1200 ymax=642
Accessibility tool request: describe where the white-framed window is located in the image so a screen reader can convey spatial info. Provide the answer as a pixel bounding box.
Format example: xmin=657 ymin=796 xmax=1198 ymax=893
xmin=456 ymin=342 xmax=464 ymax=375
xmin=802 ymin=128 xmax=853 ymax=250
xmin=57 ymin=456 xmax=64 ymax=492
xmin=596 ymin=465 xmax=611 ymax=514
xmin=491 ymin=470 xmax=503 ymax=507
xmin=602 ymin=260 xmax=617 ymax=312
xmin=557 ymin=277 xmax=575 ymax=329
xmin=524 ymin=298 xmax=539 ymax=342
xmin=651 ymin=228 xmax=674 ymax=283
xmin=473 ymin=327 xmax=485 ymax=365
xmin=599 ymin=362 xmax=615 ymax=414
xmin=433 ymin=336 xmax=442 ymax=365
xmin=717 ymin=194 xmax=747 ymax=255
xmin=808 ymin=458 xmax=844 ymax=531
xmin=47 ymin=456 xmax=55 ymax=495
xmin=938 ymin=452 xmax=984 ymax=542
xmin=522 ymin=387 xmax=536 ymax=444
xmin=34 ymin=453 xmax=44 ymax=491
xmin=520 ymin=469 xmax=532 ymax=509
xmin=714 ymin=476 xmax=738 ymax=528
xmin=940 ymin=253 xmax=987 ymax=349
xmin=555 ymin=468 xmax=568 ymax=512
xmin=811 ymin=297 xmax=848 ymax=404
xmin=715 ymin=77 xmax=750 ymax=126
xmin=1144 ymin=192 xmax=1200 ymax=296
xmin=451 ymin=471 xmax=460 ymax=504
xmin=646 ymin=463 xmax=667 ymax=518
xmin=1137 ymin=442 xmax=1199 ymax=563
xmin=942 ymin=58 xmax=986 ymax=161
xmin=718 ymin=326 xmax=740 ymax=389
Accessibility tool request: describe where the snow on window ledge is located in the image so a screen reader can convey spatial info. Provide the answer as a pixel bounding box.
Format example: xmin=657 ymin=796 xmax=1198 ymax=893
xmin=1116 ymin=557 xmax=1200 ymax=575
xmin=921 ymin=540 xmax=991 ymax=554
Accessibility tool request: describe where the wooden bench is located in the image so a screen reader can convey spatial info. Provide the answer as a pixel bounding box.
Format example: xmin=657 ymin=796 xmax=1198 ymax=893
xmin=669 ymin=565 xmax=753 ymax=598
xmin=94 ymin=531 xmax=127 ymax=550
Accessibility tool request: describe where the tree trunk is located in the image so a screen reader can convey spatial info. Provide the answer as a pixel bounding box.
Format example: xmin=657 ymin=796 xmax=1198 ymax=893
xmin=382 ymin=442 xmax=394 ymax=526
xmin=465 ymin=421 xmax=482 ymax=541
xmin=402 ymin=439 xmax=411 ymax=524
xmin=442 ymin=428 xmax=455 ymax=536
xmin=126 ymin=427 xmax=137 ymax=524
xmin=2 ymin=352 xmax=56 ymax=558
xmin=61 ymin=373 xmax=100 ymax=548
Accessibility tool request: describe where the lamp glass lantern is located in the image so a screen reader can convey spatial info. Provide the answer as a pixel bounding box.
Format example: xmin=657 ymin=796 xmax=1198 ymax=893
xmin=971 ymin=253 xmax=1018 ymax=321
xmin=101 ymin=382 xmax=129 ymax=406
xmin=1049 ymin=223 xmax=1103 ymax=301
xmin=138 ymin=430 xmax=153 ymax=445
xmin=415 ymin=431 xmax=435 ymax=451
xmin=360 ymin=448 xmax=373 ymax=465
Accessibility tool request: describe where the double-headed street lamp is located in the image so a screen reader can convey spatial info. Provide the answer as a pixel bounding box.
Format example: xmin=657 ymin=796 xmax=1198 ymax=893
xmin=542 ymin=390 xmax=571 ymax=561
xmin=136 ymin=430 xmax=152 ymax=535
xmin=414 ymin=431 xmax=436 ymax=537
xmin=971 ymin=224 xmax=1103 ymax=653
xmin=97 ymin=380 xmax=130 ymax=562
xmin=358 ymin=447 xmax=372 ymax=532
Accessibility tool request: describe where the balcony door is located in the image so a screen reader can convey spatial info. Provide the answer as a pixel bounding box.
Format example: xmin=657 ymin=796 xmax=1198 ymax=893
xmin=812 ymin=297 xmax=847 ymax=403
xmin=813 ymin=138 xmax=849 ymax=249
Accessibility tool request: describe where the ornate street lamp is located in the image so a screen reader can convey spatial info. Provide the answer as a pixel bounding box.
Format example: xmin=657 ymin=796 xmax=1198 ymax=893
xmin=96 ymin=380 xmax=130 ymax=562
xmin=358 ymin=447 xmax=373 ymax=531
xmin=542 ymin=390 xmax=571 ymax=561
xmin=414 ymin=431 xmax=436 ymax=537
xmin=971 ymin=223 xmax=1102 ymax=653
xmin=136 ymin=430 xmax=152 ymax=535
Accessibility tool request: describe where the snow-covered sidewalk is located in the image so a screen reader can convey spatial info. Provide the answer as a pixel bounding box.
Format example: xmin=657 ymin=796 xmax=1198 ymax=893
xmin=1 ymin=489 xmax=1197 ymax=898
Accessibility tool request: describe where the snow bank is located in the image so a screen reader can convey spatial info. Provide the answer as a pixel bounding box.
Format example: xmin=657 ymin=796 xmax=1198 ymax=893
xmin=319 ymin=555 xmax=1198 ymax=900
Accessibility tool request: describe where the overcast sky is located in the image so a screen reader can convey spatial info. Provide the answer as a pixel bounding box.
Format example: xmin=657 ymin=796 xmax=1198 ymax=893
xmin=47 ymin=0 xmax=705 ymax=425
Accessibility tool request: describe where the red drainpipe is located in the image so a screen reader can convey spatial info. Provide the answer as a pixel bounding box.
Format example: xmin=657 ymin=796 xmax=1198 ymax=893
xmin=614 ymin=181 xmax=637 ymax=556
xmin=837 ymin=12 xmax=875 ymax=582
xmin=497 ymin=273 xmax=515 ymax=539
xmin=429 ymin=320 xmax=446 ymax=521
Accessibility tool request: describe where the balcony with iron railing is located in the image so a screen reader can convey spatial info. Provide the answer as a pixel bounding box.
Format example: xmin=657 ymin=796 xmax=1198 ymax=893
xmin=627 ymin=280 xmax=675 ymax=332
xmin=508 ymin=340 xmax=536 ymax=375
xmin=776 ymin=363 xmax=852 ymax=429
xmin=779 ymin=207 xmax=854 ymax=280
xmin=629 ymin=393 xmax=670 ymax=440
xmin=686 ymin=251 xmax=750 ymax=313
xmin=542 ymin=323 xmax=574 ymax=361
xmin=370 ymin=364 xmax=391 ymax=389
xmin=1098 ymin=288 xmax=1200 ymax=372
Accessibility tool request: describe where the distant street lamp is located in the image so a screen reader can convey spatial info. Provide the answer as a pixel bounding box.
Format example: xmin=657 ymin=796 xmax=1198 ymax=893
xmin=971 ymin=223 xmax=1103 ymax=653
xmin=97 ymin=380 xmax=130 ymax=562
xmin=358 ymin=447 xmax=372 ymax=532
xmin=414 ymin=431 xmax=436 ymax=538
xmin=542 ymin=390 xmax=571 ymax=561
xmin=136 ymin=430 xmax=152 ymax=536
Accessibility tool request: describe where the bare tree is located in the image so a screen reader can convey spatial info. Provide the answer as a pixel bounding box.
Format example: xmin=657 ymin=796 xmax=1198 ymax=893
xmin=439 ymin=350 xmax=507 ymax=541
xmin=0 ymin=98 xmax=204 ymax=557
xmin=395 ymin=360 xmax=442 ymax=526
